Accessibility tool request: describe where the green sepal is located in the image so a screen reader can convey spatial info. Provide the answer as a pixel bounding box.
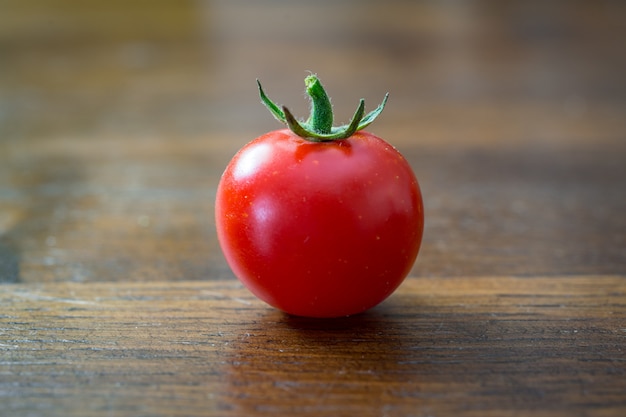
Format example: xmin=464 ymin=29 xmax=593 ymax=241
xmin=357 ymin=93 xmax=389 ymax=131
xmin=257 ymin=79 xmax=286 ymax=123
xmin=282 ymin=100 xmax=365 ymax=142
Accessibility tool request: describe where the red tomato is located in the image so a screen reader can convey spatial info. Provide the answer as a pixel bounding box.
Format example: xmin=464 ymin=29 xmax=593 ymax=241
xmin=215 ymin=75 xmax=424 ymax=318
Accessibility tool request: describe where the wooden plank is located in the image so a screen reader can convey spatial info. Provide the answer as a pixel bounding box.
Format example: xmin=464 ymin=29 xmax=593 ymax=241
xmin=2 ymin=276 xmax=625 ymax=416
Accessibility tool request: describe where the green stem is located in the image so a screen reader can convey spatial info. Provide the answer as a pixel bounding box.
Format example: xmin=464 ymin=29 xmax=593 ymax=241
xmin=304 ymin=75 xmax=333 ymax=134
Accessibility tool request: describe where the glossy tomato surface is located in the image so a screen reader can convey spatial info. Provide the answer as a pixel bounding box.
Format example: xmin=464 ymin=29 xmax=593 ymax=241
xmin=215 ymin=129 xmax=423 ymax=318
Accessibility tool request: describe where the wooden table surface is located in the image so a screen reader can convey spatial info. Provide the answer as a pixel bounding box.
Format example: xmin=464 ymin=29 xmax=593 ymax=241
xmin=1 ymin=1 xmax=625 ymax=416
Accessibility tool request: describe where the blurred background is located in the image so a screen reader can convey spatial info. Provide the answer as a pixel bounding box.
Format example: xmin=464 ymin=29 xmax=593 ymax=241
xmin=1 ymin=0 xmax=625 ymax=283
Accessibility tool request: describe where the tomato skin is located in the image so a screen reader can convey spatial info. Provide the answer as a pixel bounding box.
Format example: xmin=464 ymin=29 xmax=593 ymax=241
xmin=216 ymin=129 xmax=423 ymax=318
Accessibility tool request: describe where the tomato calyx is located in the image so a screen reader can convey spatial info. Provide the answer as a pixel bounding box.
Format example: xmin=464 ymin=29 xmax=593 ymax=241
xmin=257 ymin=74 xmax=389 ymax=142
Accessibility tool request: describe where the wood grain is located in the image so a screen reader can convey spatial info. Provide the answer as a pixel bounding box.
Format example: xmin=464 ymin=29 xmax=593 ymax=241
xmin=2 ymin=276 xmax=625 ymax=417
xmin=1 ymin=1 xmax=625 ymax=416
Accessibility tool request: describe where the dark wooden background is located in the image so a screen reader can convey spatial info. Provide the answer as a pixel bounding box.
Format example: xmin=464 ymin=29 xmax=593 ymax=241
xmin=1 ymin=1 xmax=625 ymax=416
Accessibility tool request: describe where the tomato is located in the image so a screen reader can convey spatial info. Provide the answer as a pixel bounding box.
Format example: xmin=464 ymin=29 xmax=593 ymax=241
xmin=215 ymin=75 xmax=423 ymax=318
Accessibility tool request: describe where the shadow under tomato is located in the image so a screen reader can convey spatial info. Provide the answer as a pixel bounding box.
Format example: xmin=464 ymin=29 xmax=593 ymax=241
xmin=279 ymin=308 xmax=386 ymax=331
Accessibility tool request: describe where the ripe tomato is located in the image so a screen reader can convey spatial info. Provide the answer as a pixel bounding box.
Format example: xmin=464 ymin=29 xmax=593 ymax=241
xmin=215 ymin=75 xmax=424 ymax=318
